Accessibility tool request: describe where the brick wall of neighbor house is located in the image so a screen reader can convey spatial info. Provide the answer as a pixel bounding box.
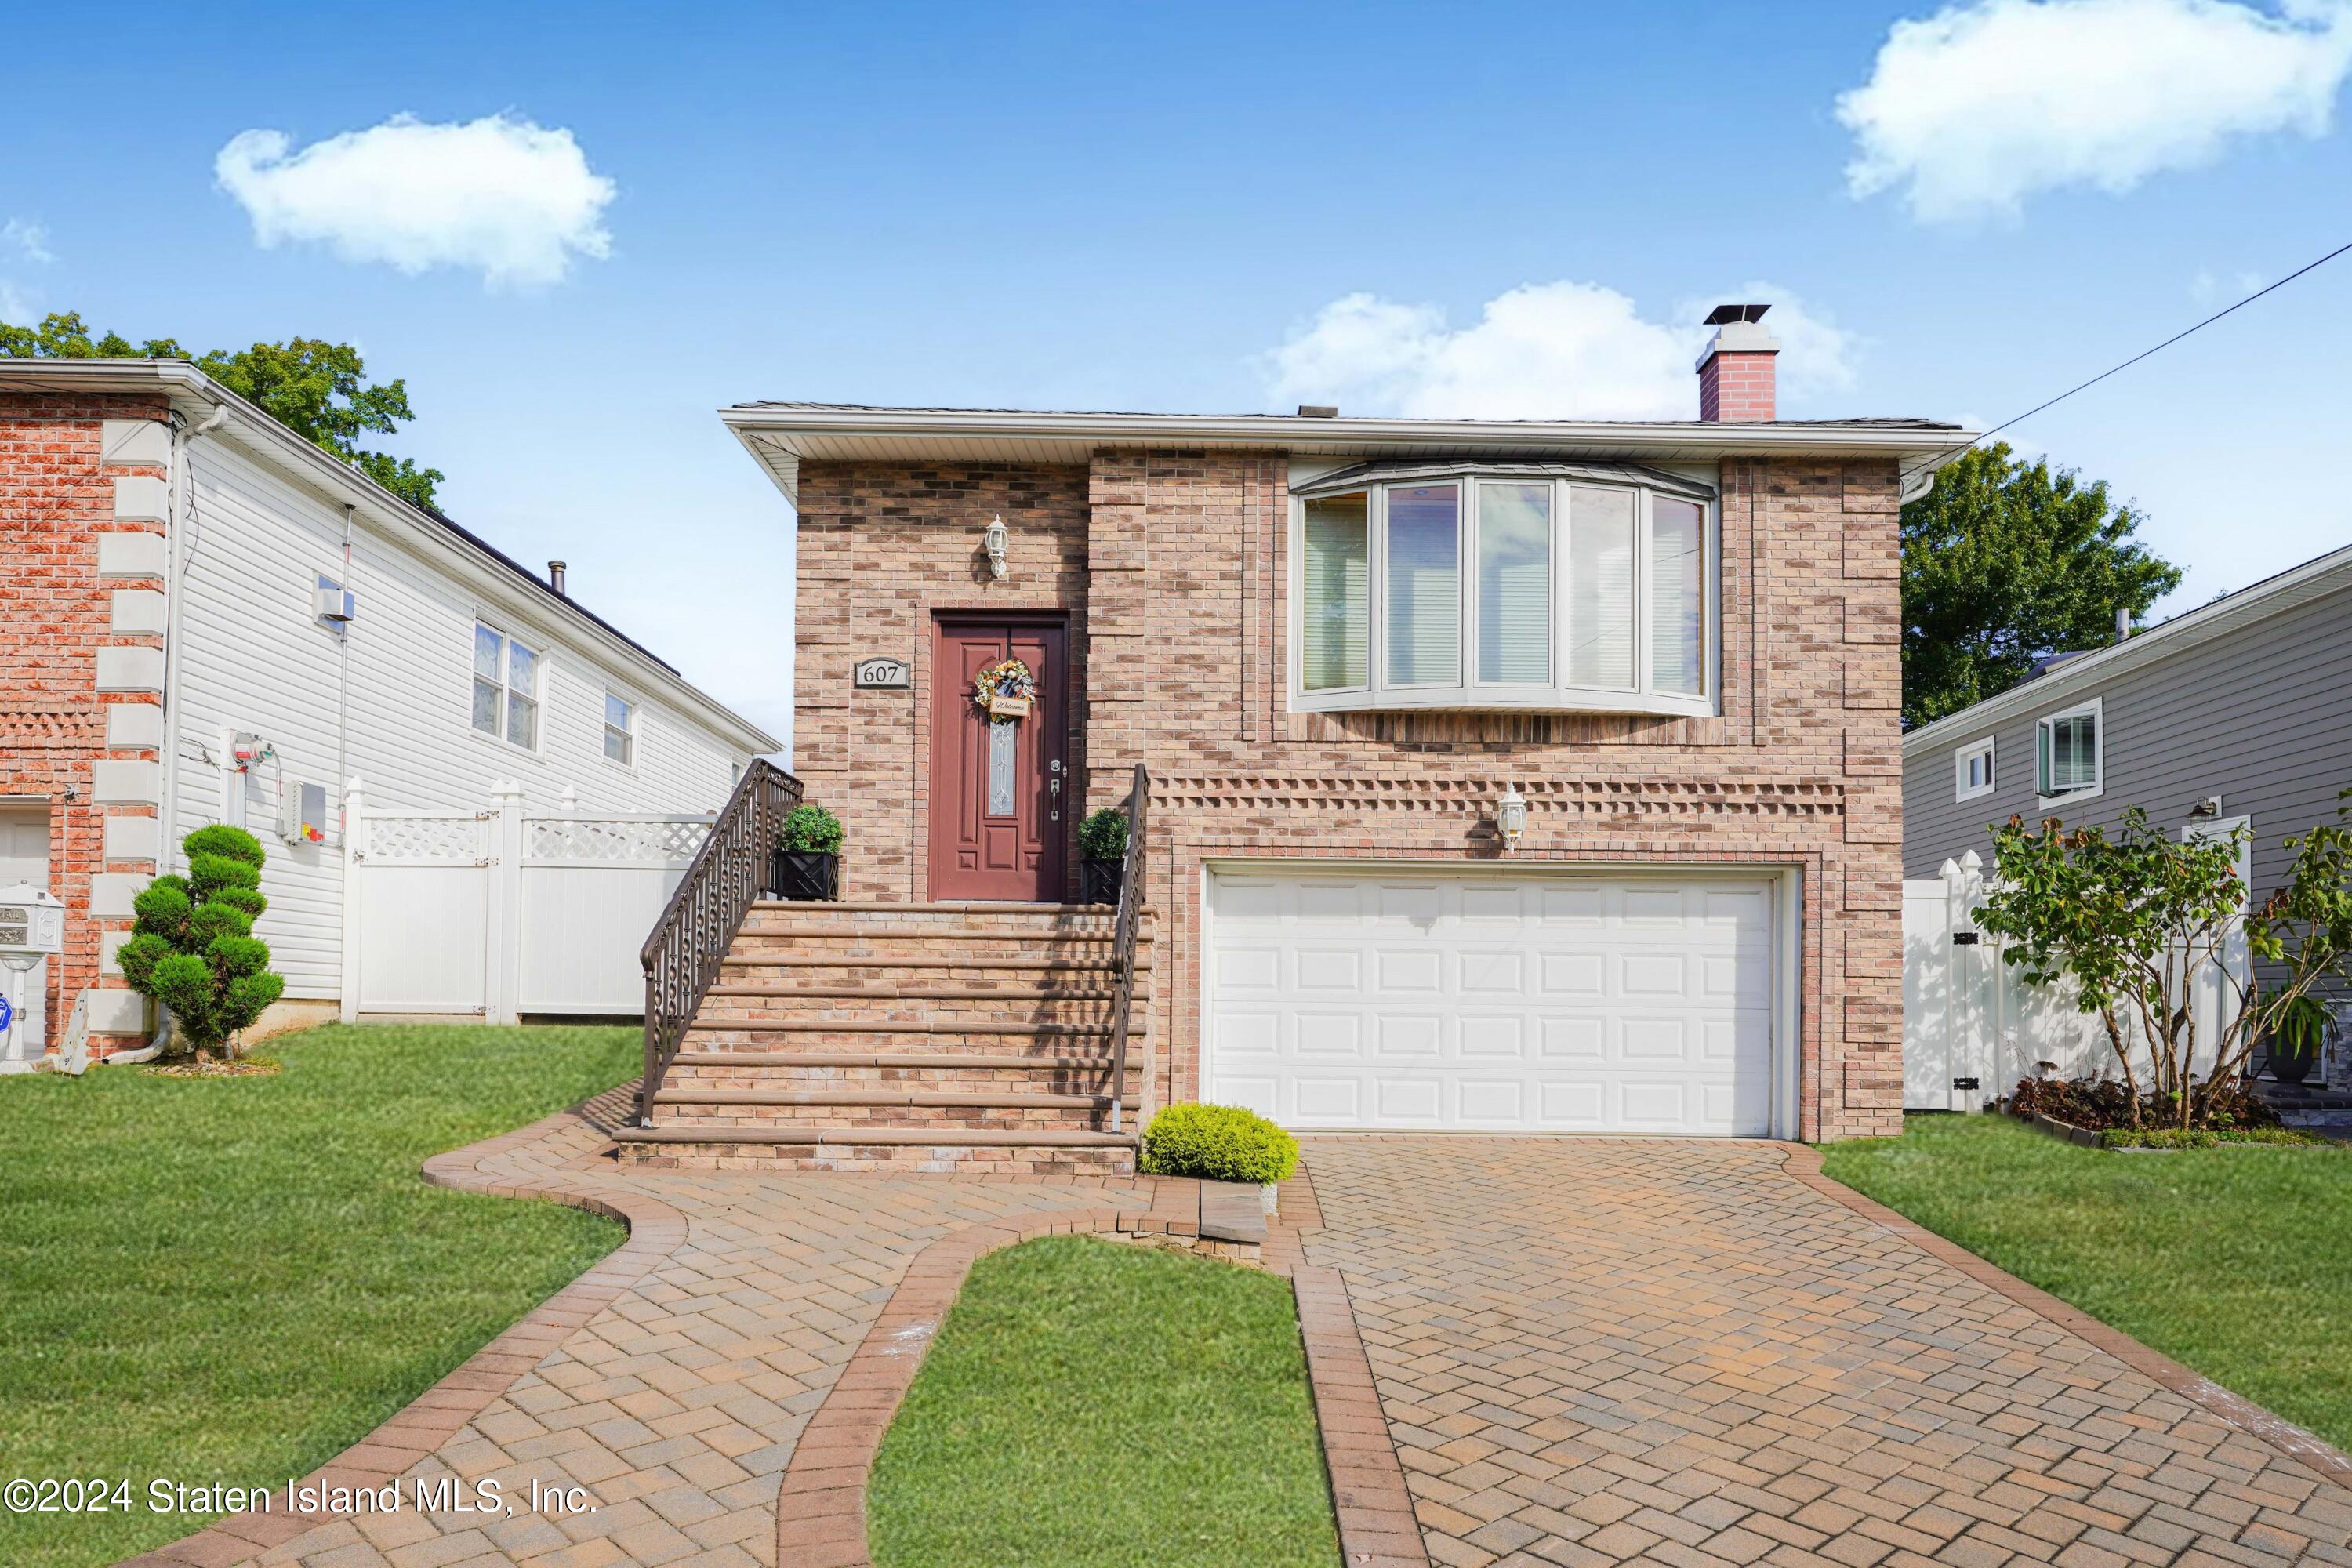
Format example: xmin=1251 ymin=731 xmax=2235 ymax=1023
xmin=795 ymin=450 xmax=1906 ymax=1142
xmin=0 ymin=390 xmax=173 ymax=1057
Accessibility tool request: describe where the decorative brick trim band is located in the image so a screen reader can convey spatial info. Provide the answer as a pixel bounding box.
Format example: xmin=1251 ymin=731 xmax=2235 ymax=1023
xmin=776 ymin=1167 xmax=1430 ymax=1568
xmin=1781 ymin=1142 xmax=2352 ymax=1490
xmin=1154 ymin=773 xmax=1842 ymax=819
xmin=118 ymin=1097 xmax=684 ymax=1568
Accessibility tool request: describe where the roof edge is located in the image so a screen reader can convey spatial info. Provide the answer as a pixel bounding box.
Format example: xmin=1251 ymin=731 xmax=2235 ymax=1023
xmin=1902 ymin=540 xmax=2352 ymax=753
xmin=2 ymin=358 xmax=779 ymax=754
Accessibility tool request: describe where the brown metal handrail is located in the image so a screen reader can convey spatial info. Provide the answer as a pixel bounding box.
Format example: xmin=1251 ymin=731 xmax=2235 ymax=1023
xmin=1104 ymin=764 xmax=1150 ymax=1135
xmin=638 ymin=759 xmax=804 ymax=1125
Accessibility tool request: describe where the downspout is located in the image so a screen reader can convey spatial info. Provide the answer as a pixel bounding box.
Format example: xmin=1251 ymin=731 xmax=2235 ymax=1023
xmin=118 ymin=397 xmax=230 ymax=1065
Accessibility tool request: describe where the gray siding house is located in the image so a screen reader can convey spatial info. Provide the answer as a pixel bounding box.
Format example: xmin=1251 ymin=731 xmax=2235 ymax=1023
xmin=1904 ymin=543 xmax=2352 ymax=1094
xmin=1904 ymin=542 xmax=2352 ymax=897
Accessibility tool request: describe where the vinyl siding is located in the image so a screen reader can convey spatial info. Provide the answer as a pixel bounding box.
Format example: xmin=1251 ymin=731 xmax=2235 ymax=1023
xmin=168 ymin=436 xmax=751 ymax=1000
xmin=1903 ymin=581 xmax=2352 ymax=912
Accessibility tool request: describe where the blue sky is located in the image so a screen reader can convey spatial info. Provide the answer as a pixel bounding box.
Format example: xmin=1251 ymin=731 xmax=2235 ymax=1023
xmin=8 ymin=0 xmax=2352 ymax=746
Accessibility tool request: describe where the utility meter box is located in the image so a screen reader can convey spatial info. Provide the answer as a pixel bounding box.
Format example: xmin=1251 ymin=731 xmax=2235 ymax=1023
xmin=278 ymin=780 xmax=329 ymax=846
xmin=0 ymin=884 xmax=64 ymax=959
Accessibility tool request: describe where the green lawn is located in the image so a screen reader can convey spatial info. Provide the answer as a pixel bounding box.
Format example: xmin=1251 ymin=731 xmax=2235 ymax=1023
xmin=1824 ymin=1112 xmax=2352 ymax=1454
xmin=868 ymin=1236 xmax=1341 ymax=1568
xmin=0 ymin=1023 xmax=637 ymax=1568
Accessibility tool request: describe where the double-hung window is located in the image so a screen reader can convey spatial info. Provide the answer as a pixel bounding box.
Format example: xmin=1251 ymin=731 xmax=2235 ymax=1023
xmin=1293 ymin=464 xmax=1715 ymax=716
xmin=2034 ymin=699 xmax=2100 ymax=802
xmin=603 ymin=693 xmax=636 ymax=766
xmin=472 ymin=622 xmax=540 ymax=750
xmin=1955 ymin=737 xmax=1995 ymax=802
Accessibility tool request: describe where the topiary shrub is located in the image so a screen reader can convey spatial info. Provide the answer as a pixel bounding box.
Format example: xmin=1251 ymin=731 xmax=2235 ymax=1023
xmin=1138 ymin=1102 xmax=1300 ymax=1185
xmin=116 ymin=825 xmax=285 ymax=1058
xmin=778 ymin=804 xmax=844 ymax=855
xmin=1079 ymin=807 xmax=1128 ymax=863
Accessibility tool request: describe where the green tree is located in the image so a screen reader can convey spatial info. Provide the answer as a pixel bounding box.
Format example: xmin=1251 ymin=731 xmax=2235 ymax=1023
xmin=1901 ymin=444 xmax=2181 ymax=729
xmin=0 ymin=310 xmax=443 ymax=508
xmin=116 ymin=824 xmax=286 ymax=1058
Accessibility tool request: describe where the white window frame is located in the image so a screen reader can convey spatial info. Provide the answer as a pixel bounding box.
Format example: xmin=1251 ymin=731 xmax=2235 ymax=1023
xmin=1287 ymin=470 xmax=1719 ymax=718
xmin=2034 ymin=696 xmax=2103 ymax=808
xmin=471 ymin=619 xmax=543 ymax=753
xmin=1954 ymin=735 xmax=1996 ymax=803
xmin=602 ymin=691 xmax=637 ymax=769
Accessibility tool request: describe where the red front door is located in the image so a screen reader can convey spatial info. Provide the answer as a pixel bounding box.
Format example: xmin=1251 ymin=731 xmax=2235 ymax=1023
xmin=929 ymin=616 xmax=1069 ymax=902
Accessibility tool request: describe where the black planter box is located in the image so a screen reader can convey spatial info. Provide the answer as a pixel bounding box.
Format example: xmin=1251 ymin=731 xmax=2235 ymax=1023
xmin=771 ymin=850 xmax=839 ymax=902
xmin=1080 ymin=859 xmax=1123 ymax=906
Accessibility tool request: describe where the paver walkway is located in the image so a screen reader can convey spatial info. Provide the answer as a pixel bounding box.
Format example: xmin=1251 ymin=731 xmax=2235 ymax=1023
xmin=1299 ymin=1137 xmax=2352 ymax=1568
xmin=143 ymin=1089 xmax=1155 ymax=1568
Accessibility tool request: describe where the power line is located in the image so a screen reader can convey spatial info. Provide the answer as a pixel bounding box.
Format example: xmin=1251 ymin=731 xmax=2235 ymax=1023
xmin=1902 ymin=234 xmax=2352 ymax=486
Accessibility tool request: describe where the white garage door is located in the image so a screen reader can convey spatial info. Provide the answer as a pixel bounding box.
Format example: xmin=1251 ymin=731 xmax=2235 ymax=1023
xmin=1206 ymin=869 xmax=1777 ymax=1136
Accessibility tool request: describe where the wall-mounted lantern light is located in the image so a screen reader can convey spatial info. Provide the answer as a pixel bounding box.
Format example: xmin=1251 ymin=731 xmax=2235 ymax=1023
xmin=984 ymin=514 xmax=1010 ymax=580
xmin=1495 ymin=784 xmax=1528 ymax=850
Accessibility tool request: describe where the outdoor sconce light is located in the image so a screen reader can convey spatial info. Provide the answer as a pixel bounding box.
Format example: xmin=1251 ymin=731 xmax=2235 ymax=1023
xmin=984 ymin=514 xmax=1010 ymax=580
xmin=1494 ymin=784 xmax=1528 ymax=850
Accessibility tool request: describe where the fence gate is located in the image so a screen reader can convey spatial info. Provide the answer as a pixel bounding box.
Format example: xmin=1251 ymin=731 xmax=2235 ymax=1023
xmin=1904 ymin=853 xmax=2248 ymax=1109
xmin=343 ymin=779 xmax=711 ymax=1023
xmin=350 ymin=808 xmax=492 ymax=1014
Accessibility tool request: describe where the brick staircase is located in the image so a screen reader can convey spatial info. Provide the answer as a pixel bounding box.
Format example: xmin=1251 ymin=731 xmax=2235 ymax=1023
xmin=616 ymin=900 xmax=1154 ymax=1174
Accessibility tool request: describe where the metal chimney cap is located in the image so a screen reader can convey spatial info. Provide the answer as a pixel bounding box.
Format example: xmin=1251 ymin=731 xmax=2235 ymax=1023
xmin=548 ymin=560 xmax=568 ymax=597
xmin=1295 ymin=405 xmax=1338 ymax=419
xmin=1704 ymin=303 xmax=1772 ymax=326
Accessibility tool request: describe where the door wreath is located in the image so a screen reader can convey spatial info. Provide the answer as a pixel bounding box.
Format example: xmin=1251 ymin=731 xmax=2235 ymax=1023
xmin=972 ymin=658 xmax=1036 ymax=719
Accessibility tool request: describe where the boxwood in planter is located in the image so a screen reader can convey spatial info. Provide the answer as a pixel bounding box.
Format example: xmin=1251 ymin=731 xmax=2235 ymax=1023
xmin=1138 ymin=1102 xmax=1300 ymax=1185
xmin=771 ymin=804 xmax=843 ymax=901
xmin=1079 ymin=806 xmax=1127 ymax=906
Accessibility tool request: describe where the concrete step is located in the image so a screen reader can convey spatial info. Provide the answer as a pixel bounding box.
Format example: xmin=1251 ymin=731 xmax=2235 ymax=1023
xmin=652 ymin=1087 xmax=1139 ymax=1110
xmin=620 ymin=1124 xmax=1137 ymax=1149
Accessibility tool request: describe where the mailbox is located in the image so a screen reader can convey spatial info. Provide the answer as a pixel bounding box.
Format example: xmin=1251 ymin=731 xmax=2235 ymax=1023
xmin=0 ymin=883 xmax=64 ymax=1065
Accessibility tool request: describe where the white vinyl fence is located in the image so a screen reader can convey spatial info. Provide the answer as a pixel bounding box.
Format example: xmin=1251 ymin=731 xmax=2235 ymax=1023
xmin=340 ymin=779 xmax=710 ymax=1022
xmin=1904 ymin=851 xmax=2248 ymax=1111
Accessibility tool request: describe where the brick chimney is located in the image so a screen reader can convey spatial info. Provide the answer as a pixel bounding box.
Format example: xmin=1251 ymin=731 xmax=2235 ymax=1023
xmin=1697 ymin=303 xmax=1780 ymax=423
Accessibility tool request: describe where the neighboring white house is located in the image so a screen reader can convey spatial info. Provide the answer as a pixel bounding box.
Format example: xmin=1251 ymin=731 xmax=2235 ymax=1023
xmin=0 ymin=360 xmax=778 ymax=1054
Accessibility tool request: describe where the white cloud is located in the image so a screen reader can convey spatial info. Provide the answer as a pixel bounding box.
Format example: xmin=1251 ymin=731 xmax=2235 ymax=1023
xmin=3 ymin=219 xmax=53 ymax=265
xmin=1261 ymin=280 xmax=1858 ymax=421
xmin=215 ymin=113 xmax=616 ymax=287
xmin=0 ymin=281 xmax=34 ymax=324
xmin=1838 ymin=0 xmax=2352 ymax=224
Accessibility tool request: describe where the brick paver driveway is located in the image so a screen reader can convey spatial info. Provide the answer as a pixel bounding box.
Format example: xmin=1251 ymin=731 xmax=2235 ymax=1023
xmin=1299 ymin=1137 xmax=2352 ymax=1568
xmin=134 ymin=1091 xmax=1155 ymax=1568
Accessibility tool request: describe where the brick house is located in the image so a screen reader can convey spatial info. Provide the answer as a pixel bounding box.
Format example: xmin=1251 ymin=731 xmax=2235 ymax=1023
xmin=638 ymin=306 xmax=1971 ymax=1168
xmin=0 ymin=361 xmax=773 ymax=1069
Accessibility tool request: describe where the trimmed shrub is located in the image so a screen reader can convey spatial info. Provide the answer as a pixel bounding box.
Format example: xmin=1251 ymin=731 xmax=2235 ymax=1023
xmin=778 ymin=804 xmax=844 ymax=855
xmin=1139 ymin=1102 xmax=1300 ymax=1185
xmin=1079 ymin=807 xmax=1128 ymax=863
xmin=118 ymin=825 xmax=284 ymax=1057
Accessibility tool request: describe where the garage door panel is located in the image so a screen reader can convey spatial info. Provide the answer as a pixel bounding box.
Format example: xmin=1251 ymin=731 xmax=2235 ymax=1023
xmin=1374 ymin=1014 xmax=1443 ymax=1058
xmin=1459 ymin=949 xmax=1525 ymax=994
xmin=1374 ymin=947 xmax=1443 ymax=992
xmin=1292 ymin=947 xmax=1362 ymax=991
xmin=1538 ymin=952 xmax=1605 ymax=996
xmin=1295 ymin=1012 xmax=1364 ymax=1058
xmin=1459 ymin=1014 xmax=1529 ymax=1060
xmin=1209 ymin=871 xmax=1774 ymax=1136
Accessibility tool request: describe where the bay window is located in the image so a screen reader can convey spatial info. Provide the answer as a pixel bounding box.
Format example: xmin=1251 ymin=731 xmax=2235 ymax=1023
xmin=1292 ymin=464 xmax=1716 ymax=716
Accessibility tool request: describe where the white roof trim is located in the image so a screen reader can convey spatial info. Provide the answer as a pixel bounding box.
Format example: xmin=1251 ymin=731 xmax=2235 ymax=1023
xmin=719 ymin=402 xmax=1980 ymax=506
xmin=1903 ymin=540 xmax=2352 ymax=754
xmin=2 ymin=359 xmax=777 ymax=753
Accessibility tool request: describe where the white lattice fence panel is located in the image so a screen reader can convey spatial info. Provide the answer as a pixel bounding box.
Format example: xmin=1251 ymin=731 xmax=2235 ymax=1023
xmin=524 ymin=816 xmax=710 ymax=865
xmin=364 ymin=813 xmax=488 ymax=864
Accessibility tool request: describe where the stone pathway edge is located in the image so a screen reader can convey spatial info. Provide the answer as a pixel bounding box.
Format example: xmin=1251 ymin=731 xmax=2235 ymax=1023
xmin=117 ymin=1102 xmax=687 ymax=1568
xmin=1782 ymin=1140 xmax=2352 ymax=1490
xmin=775 ymin=1169 xmax=1429 ymax=1568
